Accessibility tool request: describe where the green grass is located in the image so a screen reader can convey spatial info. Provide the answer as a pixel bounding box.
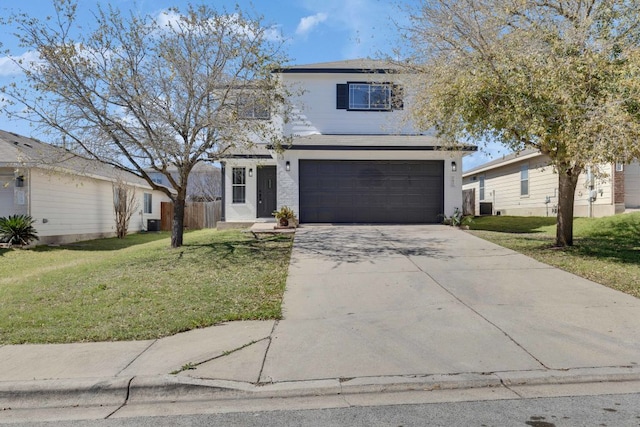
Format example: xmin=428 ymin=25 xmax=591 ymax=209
xmin=0 ymin=229 xmax=293 ymax=344
xmin=468 ymin=213 xmax=640 ymax=298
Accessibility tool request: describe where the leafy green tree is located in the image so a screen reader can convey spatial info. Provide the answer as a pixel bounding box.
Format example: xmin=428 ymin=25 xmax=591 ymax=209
xmin=1 ymin=0 xmax=290 ymax=247
xmin=402 ymin=0 xmax=640 ymax=246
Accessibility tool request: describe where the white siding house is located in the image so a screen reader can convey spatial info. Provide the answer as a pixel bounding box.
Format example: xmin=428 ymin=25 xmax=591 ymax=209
xmin=462 ymin=149 xmax=638 ymax=218
xmin=0 ymin=130 xmax=172 ymax=244
xmin=219 ymin=59 xmax=475 ymax=225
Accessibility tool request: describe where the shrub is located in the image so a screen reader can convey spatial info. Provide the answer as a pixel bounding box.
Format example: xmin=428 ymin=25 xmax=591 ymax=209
xmin=0 ymin=215 xmax=40 ymax=246
xmin=440 ymin=208 xmax=473 ymax=228
xmin=272 ymin=206 xmax=297 ymax=227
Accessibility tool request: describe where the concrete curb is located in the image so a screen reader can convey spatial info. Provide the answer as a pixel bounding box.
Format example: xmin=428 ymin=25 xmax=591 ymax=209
xmin=0 ymin=377 xmax=131 ymax=409
xmin=496 ymin=366 xmax=640 ymax=387
xmin=4 ymin=366 xmax=640 ymax=410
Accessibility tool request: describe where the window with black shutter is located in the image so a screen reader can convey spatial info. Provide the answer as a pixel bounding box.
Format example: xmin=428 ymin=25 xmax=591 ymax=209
xmin=336 ymin=84 xmax=348 ymax=109
xmin=391 ymin=84 xmax=404 ymax=110
xmin=336 ymin=82 xmax=403 ymax=111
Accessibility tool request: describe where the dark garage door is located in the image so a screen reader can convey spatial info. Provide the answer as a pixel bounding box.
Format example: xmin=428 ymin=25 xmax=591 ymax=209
xmin=299 ymin=160 xmax=444 ymax=223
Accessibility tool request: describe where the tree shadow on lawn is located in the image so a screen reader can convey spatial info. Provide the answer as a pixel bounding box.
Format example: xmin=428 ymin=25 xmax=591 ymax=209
xmin=573 ymin=217 xmax=640 ymax=265
xmin=186 ymin=233 xmax=293 ymax=264
xmin=24 ymin=231 xmax=171 ymax=253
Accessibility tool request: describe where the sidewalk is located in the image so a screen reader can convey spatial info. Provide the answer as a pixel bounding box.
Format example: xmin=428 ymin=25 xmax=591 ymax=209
xmin=2 ymin=225 xmax=640 ymax=421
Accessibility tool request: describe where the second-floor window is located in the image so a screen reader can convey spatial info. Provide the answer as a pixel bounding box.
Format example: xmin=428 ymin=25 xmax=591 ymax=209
xmin=238 ymin=95 xmax=270 ymax=120
xmin=337 ymin=82 xmax=403 ymax=111
xmin=349 ymin=83 xmax=391 ymax=110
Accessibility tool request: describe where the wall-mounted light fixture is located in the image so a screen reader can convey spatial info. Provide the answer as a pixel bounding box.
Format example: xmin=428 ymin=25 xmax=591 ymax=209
xmin=15 ymin=175 xmax=24 ymax=187
xmin=248 ymin=168 xmax=253 ymax=177
xmin=451 ymin=161 xmax=457 ymax=172
xmin=285 ymin=161 xmax=290 ymax=171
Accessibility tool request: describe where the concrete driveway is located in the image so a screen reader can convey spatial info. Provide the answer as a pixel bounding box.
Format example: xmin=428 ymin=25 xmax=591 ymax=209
xmin=260 ymin=225 xmax=640 ymax=383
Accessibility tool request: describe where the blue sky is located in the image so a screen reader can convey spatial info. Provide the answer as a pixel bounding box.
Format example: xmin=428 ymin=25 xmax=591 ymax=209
xmin=0 ymin=0 xmax=499 ymax=170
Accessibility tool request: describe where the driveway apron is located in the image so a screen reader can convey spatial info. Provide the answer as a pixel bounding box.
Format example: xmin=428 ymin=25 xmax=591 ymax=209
xmin=260 ymin=225 xmax=640 ymax=383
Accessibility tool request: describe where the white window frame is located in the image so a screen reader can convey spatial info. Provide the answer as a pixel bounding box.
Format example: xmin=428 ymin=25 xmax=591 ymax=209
xmin=143 ymin=193 xmax=153 ymax=214
xmin=238 ymin=95 xmax=270 ymax=120
xmin=348 ymin=83 xmax=392 ymax=111
xmin=479 ymin=176 xmax=485 ymax=201
xmin=520 ymin=164 xmax=529 ymax=197
xmin=232 ymin=167 xmax=246 ymax=204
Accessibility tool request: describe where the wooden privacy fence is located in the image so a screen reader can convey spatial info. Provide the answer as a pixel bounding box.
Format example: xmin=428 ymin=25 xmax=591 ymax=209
xmin=462 ymin=188 xmax=476 ymax=216
xmin=160 ymin=201 xmax=221 ymax=231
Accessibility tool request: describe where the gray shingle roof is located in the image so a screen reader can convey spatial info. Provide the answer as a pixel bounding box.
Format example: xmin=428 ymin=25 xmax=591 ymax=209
xmin=0 ymin=129 xmax=151 ymax=187
xmin=463 ymin=148 xmax=542 ymax=176
xmin=276 ymin=58 xmax=408 ymax=73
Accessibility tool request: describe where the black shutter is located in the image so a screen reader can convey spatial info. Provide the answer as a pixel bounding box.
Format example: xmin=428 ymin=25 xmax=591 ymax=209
xmin=336 ymin=84 xmax=348 ymax=109
xmin=392 ymin=84 xmax=404 ymax=110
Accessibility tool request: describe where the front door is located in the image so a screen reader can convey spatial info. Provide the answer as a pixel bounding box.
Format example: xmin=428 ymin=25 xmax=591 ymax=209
xmin=257 ymin=166 xmax=277 ymax=218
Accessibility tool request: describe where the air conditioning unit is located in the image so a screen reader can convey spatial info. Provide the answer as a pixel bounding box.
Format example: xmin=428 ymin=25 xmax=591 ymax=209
xmin=479 ymin=202 xmax=493 ymax=216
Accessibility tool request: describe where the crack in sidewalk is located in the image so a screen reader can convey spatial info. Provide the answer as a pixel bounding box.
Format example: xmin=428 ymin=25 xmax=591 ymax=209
xmin=169 ymin=336 xmax=271 ymax=375
xmin=257 ymin=320 xmax=280 ymax=385
xmin=115 ymin=340 xmax=158 ymax=377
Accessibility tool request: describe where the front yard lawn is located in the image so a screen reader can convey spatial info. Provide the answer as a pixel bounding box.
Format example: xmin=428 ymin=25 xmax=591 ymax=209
xmin=468 ymin=213 xmax=640 ymax=298
xmin=0 ymin=229 xmax=293 ymax=344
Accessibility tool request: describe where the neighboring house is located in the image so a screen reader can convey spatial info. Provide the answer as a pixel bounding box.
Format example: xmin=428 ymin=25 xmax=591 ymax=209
xmin=219 ymin=59 xmax=475 ymax=225
xmin=462 ymin=149 xmax=640 ymax=218
xmin=146 ymin=162 xmax=221 ymax=202
xmin=0 ymin=130 xmax=172 ymax=244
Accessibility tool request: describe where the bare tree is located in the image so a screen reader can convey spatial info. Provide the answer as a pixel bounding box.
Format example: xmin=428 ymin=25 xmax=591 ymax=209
xmin=400 ymin=0 xmax=640 ymax=246
xmin=113 ymin=178 xmax=138 ymax=239
xmin=1 ymin=0 xmax=291 ymax=247
xmin=187 ymin=166 xmax=221 ymax=202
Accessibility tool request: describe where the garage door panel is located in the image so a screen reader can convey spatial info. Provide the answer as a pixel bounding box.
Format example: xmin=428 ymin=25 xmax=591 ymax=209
xmin=299 ymin=160 xmax=444 ymax=224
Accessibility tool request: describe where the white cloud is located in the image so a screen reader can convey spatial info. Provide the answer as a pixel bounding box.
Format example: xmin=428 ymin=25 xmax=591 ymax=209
xmin=153 ymin=9 xmax=283 ymax=43
xmin=296 ymin=12 xmax=328 ymax=36
xmin=0 ymin=50 xmax=42 ymax=77
xmin=297 ymin=0 xmax=401 ymax=59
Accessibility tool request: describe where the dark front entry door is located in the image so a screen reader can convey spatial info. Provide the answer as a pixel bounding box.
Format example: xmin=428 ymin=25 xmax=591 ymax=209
xmin=257 ymin=166 xmax=277 ymax=218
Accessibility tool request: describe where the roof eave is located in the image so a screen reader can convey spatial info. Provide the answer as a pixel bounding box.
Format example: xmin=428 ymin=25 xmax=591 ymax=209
xmin=463 ymin=151 xmax=543 ymax=177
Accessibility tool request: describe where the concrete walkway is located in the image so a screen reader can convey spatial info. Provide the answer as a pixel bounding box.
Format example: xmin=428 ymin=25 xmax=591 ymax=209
xmin=2 ymin=225 xmax=640 ymax=421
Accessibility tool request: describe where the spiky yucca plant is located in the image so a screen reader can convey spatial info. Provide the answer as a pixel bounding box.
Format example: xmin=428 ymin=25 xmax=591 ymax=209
xmin=0 ymin=215 xmax=39 ymax=246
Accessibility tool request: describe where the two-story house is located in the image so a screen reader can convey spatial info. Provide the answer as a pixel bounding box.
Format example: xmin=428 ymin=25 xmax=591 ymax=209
xmin=219 ymin=59 xmax=476 ymax=225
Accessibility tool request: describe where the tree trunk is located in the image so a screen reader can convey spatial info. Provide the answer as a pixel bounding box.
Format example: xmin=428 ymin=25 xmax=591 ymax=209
xmin=555 ymin=163 xmax=582 ymax=247
xmin=171 ymin=193 xmax=186 ymax=248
